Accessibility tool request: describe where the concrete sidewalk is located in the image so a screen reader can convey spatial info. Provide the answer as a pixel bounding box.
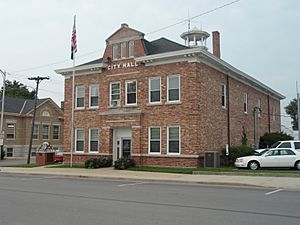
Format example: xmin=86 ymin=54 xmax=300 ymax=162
xmin=1 ymin=166 xmax=300 ymax=190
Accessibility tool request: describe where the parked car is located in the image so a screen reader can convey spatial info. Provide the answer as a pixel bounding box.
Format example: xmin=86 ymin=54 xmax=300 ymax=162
xmin=54 ymin=151 xmax=64 ymax=163
xmin=235 ymin=148 xmax=300 ymax=170
xmin=255 ymin=140 xmax=300 ymax=154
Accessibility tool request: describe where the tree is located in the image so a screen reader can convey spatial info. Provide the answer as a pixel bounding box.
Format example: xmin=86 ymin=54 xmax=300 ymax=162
xmin=0 ymin=80 xmax=35 ymax=99
xmin=285 ymin=98 xmax=298 ymax=130
xmin=259 ymin=132 xmax=294 ymax=149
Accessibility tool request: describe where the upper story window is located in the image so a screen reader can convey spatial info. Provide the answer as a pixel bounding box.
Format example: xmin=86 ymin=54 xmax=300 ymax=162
xmin=221 ymin=84 xmax=226 ymax=108
xmin=75 ymin=128 xmax=84 ymax=152
xmin=42 ymin=124 xmax=49 ymax=139
xmin=257 ymin=98 xmax=261 ymax=117
xmin=121 ymin=42 xmax=126 ymax=58
xmin=6 ymin=123 xmax=15 ymax=139
xmin=129 ymin=40 xmax=134 ymax=57
xmin=243 ymin=93 xmax=248 ymax=113
xmin=126 ymin=80 xmax=137 ymax=105
xmin=149 ymin=77 xmax=161 ymax=103
xmin=76 ymin=85 xmax=85 ymax=109
xmin=33 ymin=124 xmax=39 ymax=140
xmin=167 ymin=75 xmax=180 ymax=102
xmin=89 ymin=84 xmax=99 ymax=108
xmin=272 ymin=106 xmax=276 ymax=121
xmin=113 ymin=44 xmax=118 ymax=60
xmin=110 ymin=82 xmax=121 ymax=107
xmin=52 ymin=125 xmax=60 ymax=140
xmin=42 ymin=110 xmax=50 ymax=117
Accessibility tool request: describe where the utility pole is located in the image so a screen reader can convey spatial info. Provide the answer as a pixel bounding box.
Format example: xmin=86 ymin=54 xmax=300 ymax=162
xmin=27 ymin=76 xmax=49 ymax=164
xmin=0 ymin=69 xmax=6 ymax=160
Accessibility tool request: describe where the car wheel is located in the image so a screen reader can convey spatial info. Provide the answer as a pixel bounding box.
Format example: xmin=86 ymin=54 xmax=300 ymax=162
xmin=295 ymin=161 xmax=300 ymax=170
xmin=248 ymin=161 xmax=260 ymax=170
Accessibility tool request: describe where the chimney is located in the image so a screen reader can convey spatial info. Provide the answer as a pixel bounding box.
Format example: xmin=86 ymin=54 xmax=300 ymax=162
xmin=212 ymin=31 xmax=221 ymax=58
xmin=121 ymin=23 xmax=128 ymax=28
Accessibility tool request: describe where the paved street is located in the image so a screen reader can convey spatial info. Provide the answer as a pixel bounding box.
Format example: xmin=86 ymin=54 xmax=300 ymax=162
xmin=0 ymin=174 xmax=299 ymax=225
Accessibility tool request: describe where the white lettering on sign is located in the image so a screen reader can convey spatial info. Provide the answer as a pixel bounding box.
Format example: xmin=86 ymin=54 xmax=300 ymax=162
xmin=108 ymin=61 xmax=138 ymax=70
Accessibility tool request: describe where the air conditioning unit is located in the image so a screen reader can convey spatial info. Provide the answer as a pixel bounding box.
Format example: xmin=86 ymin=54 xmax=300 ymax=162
xmin=111 ymin=100 xmax=120 ymax=107
xmin=204 ymin=151 xmax=220 ymax=168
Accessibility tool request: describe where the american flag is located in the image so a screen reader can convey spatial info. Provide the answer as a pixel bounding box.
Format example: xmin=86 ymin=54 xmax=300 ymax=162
xmin=71 ymin=16 xmax=77 ymax=60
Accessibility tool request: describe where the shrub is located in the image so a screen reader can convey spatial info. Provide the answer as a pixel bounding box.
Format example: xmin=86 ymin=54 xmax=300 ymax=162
xmin=227 ymin=145 xmax=254 ymax=165
xmin=84 ymin=156 xmax=112 ymax=169
xmin=114 ymin=157 xmax=135 ymax=170
xmin=259 ymin=132 xmax=294 ymax=149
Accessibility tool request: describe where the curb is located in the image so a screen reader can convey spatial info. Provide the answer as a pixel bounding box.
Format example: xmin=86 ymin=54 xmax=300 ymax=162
xmin=192 ymin=171 xmax=300 ymax=177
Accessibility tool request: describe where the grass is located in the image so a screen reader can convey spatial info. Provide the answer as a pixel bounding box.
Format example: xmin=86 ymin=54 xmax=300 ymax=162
xmin=3 ymin=164 xmax=41 ymax=168
xmin=128 ymin=166 xmax=300 ymax=175
xmin=45 ymin=163 xmax=85 ymax=168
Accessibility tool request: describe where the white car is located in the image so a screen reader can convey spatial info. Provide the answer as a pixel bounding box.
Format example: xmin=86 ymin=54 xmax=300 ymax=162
xmin=235 ymin=148 xmax=300 ymax=170
xmin=255 ymin=140 xmax=300 ymax=154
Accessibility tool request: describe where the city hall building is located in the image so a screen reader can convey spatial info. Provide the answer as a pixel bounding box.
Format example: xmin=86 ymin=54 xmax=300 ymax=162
xmin=56 ymin=23 xmax=284 ymax=167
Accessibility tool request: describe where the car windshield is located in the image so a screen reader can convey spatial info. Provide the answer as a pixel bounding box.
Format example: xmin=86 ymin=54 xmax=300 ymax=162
xmin=270 ymin=141 xmax=281 ymax=148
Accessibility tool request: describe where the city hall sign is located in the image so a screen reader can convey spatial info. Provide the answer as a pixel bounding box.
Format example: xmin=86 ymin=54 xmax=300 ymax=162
xmin=107 ymin=61 xmax=138 ymax=70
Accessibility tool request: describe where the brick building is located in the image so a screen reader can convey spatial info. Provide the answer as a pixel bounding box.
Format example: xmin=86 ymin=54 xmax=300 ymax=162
xmin=0 ymin=96 xmax=64 ymax=157
xmin=56 ymin=23 xmax=284 ymax=167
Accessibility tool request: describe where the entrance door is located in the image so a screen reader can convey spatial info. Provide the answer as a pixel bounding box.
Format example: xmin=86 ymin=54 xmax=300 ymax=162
xmin=122 ymin=139 xmax=131 ymax=158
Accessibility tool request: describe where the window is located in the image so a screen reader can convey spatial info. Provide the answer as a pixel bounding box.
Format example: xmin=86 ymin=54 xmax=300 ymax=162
xmin=126 ymin=80 xmax=137 ymax=105
xmin=6 ymin=123 xmax=15 ymax=139
xmin=167 ymin=75 xmax=180 ymax=102
xmin=89 ymin=85 xmax=99 ymax=108
xmin=33 ymin=124 xmax=39 ymax=139
xmin=42 ymin=110 xmax=50 ymax=117
xmin=31 ymin=148 xmax=37 ymax=156
xmin=76 ymin=86 xmax=85 ymax=108
xmin=75 ymin=128 xmax=84 ymax=152
xmin=167 ymin=126 xmax=180 ymax=154
xmin=110 ymin=82 xmax=120 ymax=107
xmin=272 ymin=106 xmax=276 ymax=121
xmin=280 ymin=149 xmax=295 ymax=156
xmin=294 ymin=142 xmax=300 ymax=149
xmin=257 ymin=98 xmax=261 ymax=117
xmin=89 ymin=128 xmax=99 ymax=152
xmin=52 ymin=125 xmax=60 ymax=140
xmin=221 ymin=84 xmax=226 ymax=108
xmin=42 ymin=125 xmax=49 ymax=139
xmin=6 ymin=148 xmax=13 ymax=157
xmin=113 ymin=44 xmax=118 ymax=60
xmin=121 ymin=42 xmax=126 ymax=58
xmin=243 ymin=93 xmax=248 ymax=113
xmin=278 ymin=142 xmax=291 ymax=148
xmin=149 ymin=77 xmax=161 ymax=103
xmin=129 ymin=40 xmax=134 ymax=57
xmin=149 ymin=127 xmax=161 ymax=154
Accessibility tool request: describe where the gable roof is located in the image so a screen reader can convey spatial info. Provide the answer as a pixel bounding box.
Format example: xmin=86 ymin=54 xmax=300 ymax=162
xmin=0 ymin=96 xmax=60 ymax=115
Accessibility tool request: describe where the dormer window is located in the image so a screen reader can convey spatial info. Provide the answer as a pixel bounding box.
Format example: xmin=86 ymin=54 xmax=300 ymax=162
xmin=113 ymin=44 xmax=118 ymax=60
xmin=121 ymin=42 xmax=126 ymax=58
xmin=129 ymin=40 xmax=134 ymax=57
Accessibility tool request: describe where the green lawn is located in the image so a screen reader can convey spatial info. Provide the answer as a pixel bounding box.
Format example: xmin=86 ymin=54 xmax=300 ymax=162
xmin=128 ymin=166 xmax=300 ymax=175
xmin=45 ymin=163 xmax=85 ymax=168
xmin=2 ymin=164 xmax=41 ymax=168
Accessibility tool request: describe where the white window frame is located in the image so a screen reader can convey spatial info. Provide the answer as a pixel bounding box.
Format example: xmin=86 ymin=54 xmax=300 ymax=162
xmin=149 ymin=77 xmax=161 ymax=104
xmin=6 ymin=123 xmax=16 ymax=140
xmin=42 ymin=124 xmax=50 ymax=140
xmin=75 ymin=85 xmax=85 ymax=109
xmin=129 ymin=40 xmax=135 ymax=57
xmin=257 ymin=98 xmax=261 ymax=117
xmin=167 ymin=75 xmax=180 ymax=103
xmin=110 ymin=82 xmax=121 ymax=107
xmin=75 ymin=128 xmax=84 ymax=152
xmin=52 ymin=125 xmax=60 ymax=140
xmin=89 ymin=128 xmax=99 ymax=153
xmin=33 ymin=124 xmax=39 ymax=140
xmin=89 ymin=84 xmax=99 ymax=108
xmin=272 ymin=106 xmax=276 ymax=121
xmin=167 ymin=126 xmax=181 ymax=155
xmin=148 ymin=126 xmax=161 ymax=155
xmin=221 ymin=83 xmax=226 ymax=109
xmin=125 ymin=80 xmax=137 ymax=106
xmin=113 ymin=44 xmax=118 ymax=60
xmin=243 ymin=93 xmax=248 ymax=114
xmin=6 ymin=147 xmax=13 ymax=157
xmin=121 ymin=42 xmax=126 ymax=58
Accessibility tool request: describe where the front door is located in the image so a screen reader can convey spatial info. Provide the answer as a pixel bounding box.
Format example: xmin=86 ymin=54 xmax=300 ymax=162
xmin=122 ymin=139 xmax=131 ymax=158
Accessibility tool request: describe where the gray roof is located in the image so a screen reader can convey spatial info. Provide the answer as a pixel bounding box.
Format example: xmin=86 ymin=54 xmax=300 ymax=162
xmin=77 ymin=58 xmax=103 ymax=67
xmin=0 ymin=96 xmax=49 ymax=114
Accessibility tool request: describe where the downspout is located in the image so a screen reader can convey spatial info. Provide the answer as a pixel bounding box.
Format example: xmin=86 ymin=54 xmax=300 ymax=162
xmin=267 ymin=95 xmax=270 ymax=133
xmin=227 ymin=73 xmax=230 ymax=146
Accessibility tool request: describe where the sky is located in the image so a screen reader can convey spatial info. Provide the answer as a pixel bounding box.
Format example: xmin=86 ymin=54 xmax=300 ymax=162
xmin=0 ymin=0 xmax=299 ymax=133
